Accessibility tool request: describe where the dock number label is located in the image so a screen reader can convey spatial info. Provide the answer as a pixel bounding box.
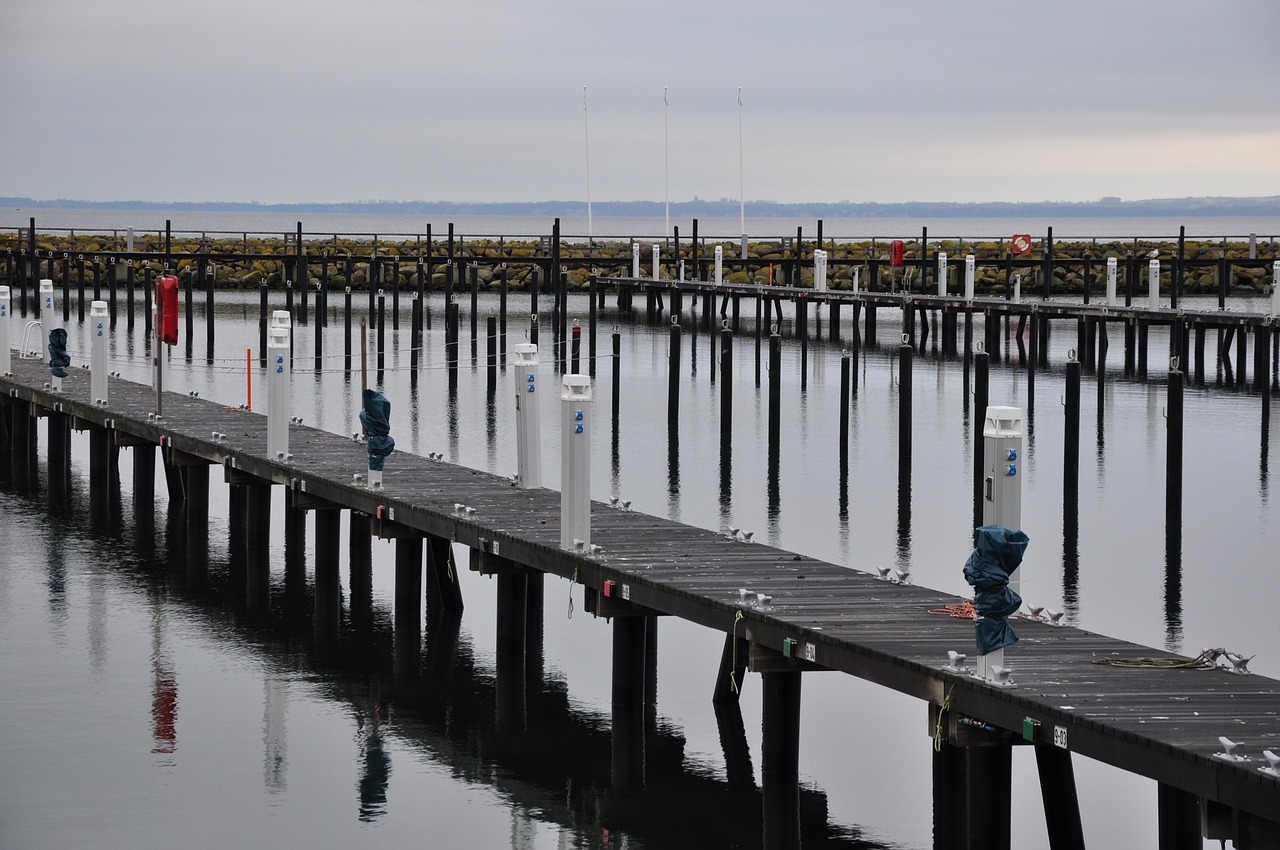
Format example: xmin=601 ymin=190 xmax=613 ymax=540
xmin=1053 ymin=726 xmax=1068 ymax=750
xmin=803 ymin=643 xmax=816 ymax=663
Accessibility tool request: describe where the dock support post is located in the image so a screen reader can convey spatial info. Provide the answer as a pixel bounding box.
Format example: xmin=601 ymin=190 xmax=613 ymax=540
xmin=184 ymin=464 xmax=209 ymax=585
xmin=1193 ymin=325 xmax=1206 ymax=385
xmin=227 ymin=483 xmax=246 ymax=589
xmin=245 ymin=483 xmax=272 ymax=611
xmin=932 ymin=739 xmax=968 ymax=850
xmin=495 ymin=566 xmax=528 ymax=735
xmin=1124 ymin=319 xmax=1137 ymax=377
xmin=46 ymin=411 xmax=71 ymax=505
xmin=283 ymin=500 xmax=306 ymax=599
xmin=966 ymin=746 xmax=1012 ymax=850
xmin=394 ymin=536 xmax=423 ymax=679
xmin=349 ymin=511 xmax=373 ymax=628
xmin=754 ymin=295 xmax=763 ymax=387
xmin=88 ymin=423 xmax=110 ymax=502
xmin=611 ymin=615 xmax=647 ymax=793
xmin=313 ymin=508 xmax=341 ymax=646
xmin=426 ymin=534 xmax=464 ymax=613
xmin=761 ymin=670 xmax=803 ymax=850
xmin=865 ymin=301 xmax=877 ymax=347
xmin=1156 ymin=783 xmax=1201 ymax=850
xmin=1035 ymin=745 xmax=1085 ymax=850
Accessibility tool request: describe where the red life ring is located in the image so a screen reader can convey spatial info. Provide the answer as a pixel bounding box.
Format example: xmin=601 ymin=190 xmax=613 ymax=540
xmin=1011 ymin=234 xmax=1032 ymax=255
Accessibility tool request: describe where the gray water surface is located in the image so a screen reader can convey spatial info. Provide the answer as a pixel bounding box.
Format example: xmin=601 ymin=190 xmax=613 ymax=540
xmin=1 ymin=290 xmax=1275 ymax=849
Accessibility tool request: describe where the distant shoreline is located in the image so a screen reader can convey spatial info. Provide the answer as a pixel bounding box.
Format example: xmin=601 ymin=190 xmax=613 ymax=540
xmin=4 ymin=195 xmax=1278 ymax=220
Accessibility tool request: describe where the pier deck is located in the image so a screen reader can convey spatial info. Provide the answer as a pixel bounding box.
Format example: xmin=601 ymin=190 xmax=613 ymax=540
xmin=3 ymin=355 xmax=1278 ymax=834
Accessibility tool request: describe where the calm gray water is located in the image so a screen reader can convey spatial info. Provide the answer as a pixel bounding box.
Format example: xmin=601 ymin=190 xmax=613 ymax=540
xmin=6 ymin=207 xmax=1280 ymax=242
xmin=1 ymin=284 xmax=1276 ymax=849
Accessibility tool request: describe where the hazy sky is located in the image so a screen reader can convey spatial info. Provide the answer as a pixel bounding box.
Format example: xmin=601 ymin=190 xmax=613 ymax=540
xmin=4 ymin=0 xmax=1278 ymax=205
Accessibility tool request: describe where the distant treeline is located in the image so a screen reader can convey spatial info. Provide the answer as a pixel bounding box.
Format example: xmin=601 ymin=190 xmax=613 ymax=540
xmin=3 ymin=195 xmax=1278 ymax=219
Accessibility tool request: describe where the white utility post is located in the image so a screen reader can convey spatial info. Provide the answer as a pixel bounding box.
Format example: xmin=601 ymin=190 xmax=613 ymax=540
xmin=267 ymin=310 xmax=291 ymax=460
xmin=1271 ymin=261 xmax=1280 ymax=318
xmin=814 ymin=249 xmax=828 ymax=292
xmin=936 ymin=252 xmax=948 ymax=297
xmin=964 ymin=255 xmax=976 ymax=301
xmin=1106 ymin=257 xmax=1118 ymax=306
xmin=851 ymin=267 xmax=861 ymax=294
xmin=978 ymin=404 xmax=1024 ymax=683
xmin=631 ymin=243 xmax=640 ymax=279
xmin=0 ymin=285 xmax=10 ymax=376
xmin=90 ymin=301 xmax=108 ymax=404
xmin=652 ymin=244 xmax=660 ymax=281
xmin=560 ymin=374 xmax=591 ymax=550
xmin=513 ymin=343 xmax=542 ymax=489
xmin=40 ymin=279 xmax=62 ymax=391
xmin=714 ymin=245 xmax=724 ymax=286
xmin=1012 ymin=274 xmax=1022 ymax=304
xmin=1148 ymin=259 xmax=1160 ymax=310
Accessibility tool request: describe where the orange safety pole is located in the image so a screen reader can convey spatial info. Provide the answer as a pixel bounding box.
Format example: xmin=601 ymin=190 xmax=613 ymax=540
xmin=246 ymin=347 xmax=252 ymax=411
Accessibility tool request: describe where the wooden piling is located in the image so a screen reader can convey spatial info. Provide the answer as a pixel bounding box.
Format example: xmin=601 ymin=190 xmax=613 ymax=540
xmin=899 ymin=337 xmax=913 ymax=508
xmin=973 ymin=347 xmax=990 ymax=533
xmin=1065 ymin=353 xmax=1081 ymax=530
xmin=487 ymin=316 xmax=498 ymax=391
xmin=798 ymin=298 xmax=808 ymax=391
xmin=720 ymin=325 xmax=733 ymax=461
xmin=668 ymin=319 xmax=681 ymax=434
xmin=1167 ymin=359 xmax=1184 ymax=550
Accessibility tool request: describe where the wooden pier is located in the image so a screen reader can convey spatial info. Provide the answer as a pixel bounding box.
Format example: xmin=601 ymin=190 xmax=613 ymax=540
xmin=3 ymin=348 xmax=1279 ymax=849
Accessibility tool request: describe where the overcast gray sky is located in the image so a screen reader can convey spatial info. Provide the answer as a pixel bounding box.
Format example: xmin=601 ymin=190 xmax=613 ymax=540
xmin=3 ymin=0 xmax=1277 ymax=205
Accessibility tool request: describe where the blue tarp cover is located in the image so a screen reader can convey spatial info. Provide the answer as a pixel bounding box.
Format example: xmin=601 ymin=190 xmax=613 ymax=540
xmin=963 ymin=524 xmax=1030 ymax=654
xmin=48 ymin=328 xmax=69 ymax=378
xmin=360 ymin=388 xmax=395 ymax=472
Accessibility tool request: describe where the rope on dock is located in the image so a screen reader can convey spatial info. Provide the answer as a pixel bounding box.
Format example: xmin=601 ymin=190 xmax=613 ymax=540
xmin=1092 ymin=647 xmax=1253 ymax=672
xmin=927 ymin=599 xmax=977 ymax=619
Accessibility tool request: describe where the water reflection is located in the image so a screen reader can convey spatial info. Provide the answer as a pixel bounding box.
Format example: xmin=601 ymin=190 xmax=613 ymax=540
xmin=263 ymin=677 xmax=288 ymax=793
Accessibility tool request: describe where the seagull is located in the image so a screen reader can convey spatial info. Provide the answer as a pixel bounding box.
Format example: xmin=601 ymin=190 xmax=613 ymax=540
xmin=1146 ymin=249 xmax=1159 ymax=259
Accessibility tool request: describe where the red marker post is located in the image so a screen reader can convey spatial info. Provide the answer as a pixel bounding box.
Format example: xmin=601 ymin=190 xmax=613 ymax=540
xmin=154 ymin=273 xmax=179 ymax=414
